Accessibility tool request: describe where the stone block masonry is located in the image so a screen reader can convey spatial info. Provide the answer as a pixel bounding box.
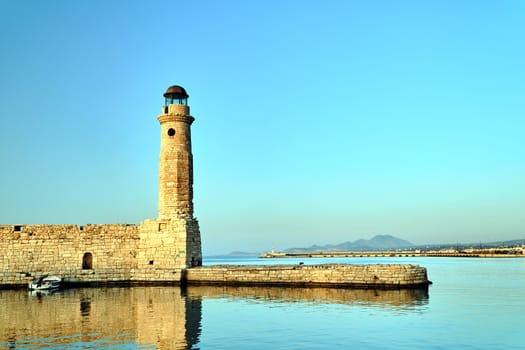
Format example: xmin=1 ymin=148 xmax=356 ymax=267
xmin=0 ymin=220 xmax=200 ymax=288
xmin=133 ymin=218 xmax=201 ymax=282
xmin=0 ymin=224 xmax=139 ymax=286
xmin=185 ymin=264 xmax=430 ymax=289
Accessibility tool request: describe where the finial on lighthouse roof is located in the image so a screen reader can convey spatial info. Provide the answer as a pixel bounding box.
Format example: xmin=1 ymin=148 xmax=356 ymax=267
xmin=163 ymin=85 xmax=189 ymax=106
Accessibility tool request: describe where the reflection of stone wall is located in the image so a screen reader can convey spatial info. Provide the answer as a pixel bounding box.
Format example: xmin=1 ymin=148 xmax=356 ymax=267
xmin=0 ymin=287 xmax=202 ymax=349
xmin=186 ymin=264 xmax=430 ymax=288
xmin=134 ymin=287 xmax=202 ymax=349
xmin=0 ymin=284 xmax=428 ymax=348
xmin=186 ymin=285 xmax=428 ymax=307
xmin=0 ymin=288 xmax=137 ymax=346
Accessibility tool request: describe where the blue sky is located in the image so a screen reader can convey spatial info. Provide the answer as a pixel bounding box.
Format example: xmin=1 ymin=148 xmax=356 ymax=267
xmin=1 ymin=1 xmax=524 ymax=255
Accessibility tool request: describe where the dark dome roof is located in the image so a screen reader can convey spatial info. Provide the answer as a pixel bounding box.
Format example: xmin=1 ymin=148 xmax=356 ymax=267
xmin=163 ymin=85 xmax=189 ymax=98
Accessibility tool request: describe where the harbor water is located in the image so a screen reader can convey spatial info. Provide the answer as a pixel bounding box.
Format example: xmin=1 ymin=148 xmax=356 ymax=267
xmin=1 ymin=257 xmax=524 ymax=349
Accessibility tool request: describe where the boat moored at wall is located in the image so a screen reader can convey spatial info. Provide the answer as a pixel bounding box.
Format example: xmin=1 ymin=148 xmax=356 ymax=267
xmin=28 ymin=275 xmax=62 ymax=291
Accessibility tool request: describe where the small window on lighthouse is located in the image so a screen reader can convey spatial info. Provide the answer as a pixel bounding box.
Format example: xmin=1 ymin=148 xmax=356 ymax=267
xmin=167 ymin=128 xmax=176 ymax=137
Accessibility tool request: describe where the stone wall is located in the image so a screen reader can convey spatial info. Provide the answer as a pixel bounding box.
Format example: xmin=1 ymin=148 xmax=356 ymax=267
xmin=185 ymin=264 xmax=430 ymax=288
xmin=0 ymin=220 xmax=202 ymax=287
xmin=133 ymin=218 xmax=201 ymax=282
xmin=0 ymin=224 xmax=140 ymax=286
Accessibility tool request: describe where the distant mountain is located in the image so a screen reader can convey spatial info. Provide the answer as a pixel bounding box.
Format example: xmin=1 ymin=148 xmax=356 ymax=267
xmin=285 ymin=234 xmax=413 ymax=252
xmin=217 ymin=236 xmax=525 ymax=256
xmin=216 ymin=236 xmax=524 ymax=256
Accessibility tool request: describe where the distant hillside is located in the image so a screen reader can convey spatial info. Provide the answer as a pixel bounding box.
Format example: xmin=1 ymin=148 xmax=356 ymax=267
xmin=420 ymin=238 xmax=525 ymax=250
xmin=285 ymin=234 xmax=413 ymax=252
xmin=221 ymin=237 xmax=525 ymax=256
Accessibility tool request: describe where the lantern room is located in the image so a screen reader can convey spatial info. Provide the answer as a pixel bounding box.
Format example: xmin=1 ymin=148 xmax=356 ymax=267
xmin=163 ymin=85 xmax=189 ymax=106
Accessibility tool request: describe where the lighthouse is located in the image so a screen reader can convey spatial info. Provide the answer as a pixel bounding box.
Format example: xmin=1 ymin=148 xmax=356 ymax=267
xmin=138 ymin=85 xmax=202 ymax=274
xmin=157 ymin=85 xmax=194 ymax=220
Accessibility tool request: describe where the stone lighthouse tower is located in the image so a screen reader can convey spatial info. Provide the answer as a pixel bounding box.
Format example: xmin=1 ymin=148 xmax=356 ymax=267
xmin=137 ymin=85 xmax=202 ymax=279
xmin=158 ymin=85 xmax=195 ymax=220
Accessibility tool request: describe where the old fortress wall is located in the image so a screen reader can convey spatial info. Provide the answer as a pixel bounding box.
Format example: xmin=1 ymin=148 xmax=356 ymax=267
xmin=0 ymin=224 xmax=139 ymax=286
xmin=0 ymin=224 xmax=140 ymax=285
xmin=0 ymin=219 xmax=201 ymax=287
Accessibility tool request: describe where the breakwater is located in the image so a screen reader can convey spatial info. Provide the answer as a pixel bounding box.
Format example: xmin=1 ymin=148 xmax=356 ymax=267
xmin=185 ymin=264 xmax=430 ymax=289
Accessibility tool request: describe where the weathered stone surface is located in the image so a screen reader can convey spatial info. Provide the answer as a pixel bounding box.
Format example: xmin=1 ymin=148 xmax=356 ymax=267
xmin=157 ymin=104 xmax=195 ymax=220
xmin=185 ymin=264 xmax=430 ymax=289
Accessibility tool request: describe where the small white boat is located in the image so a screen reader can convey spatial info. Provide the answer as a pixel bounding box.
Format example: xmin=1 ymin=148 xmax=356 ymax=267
xmin=28 ymin=275 xmax=62 ymax=291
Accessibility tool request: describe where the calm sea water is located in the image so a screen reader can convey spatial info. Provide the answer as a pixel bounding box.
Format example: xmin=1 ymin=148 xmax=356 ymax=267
xmin=1 ymin=257 xmax=524 ymax=349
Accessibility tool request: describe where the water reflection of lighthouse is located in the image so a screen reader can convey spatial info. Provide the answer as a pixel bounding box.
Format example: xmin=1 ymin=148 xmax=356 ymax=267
xmin=134 ymin=287 xmax=202 ymax=349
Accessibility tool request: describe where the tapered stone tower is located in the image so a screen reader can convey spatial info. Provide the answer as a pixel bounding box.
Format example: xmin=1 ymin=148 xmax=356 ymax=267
xmin=137 ymin=85 xmax=202 ymax=280
xmin=158 ymin=85 xmax=195 ymax=220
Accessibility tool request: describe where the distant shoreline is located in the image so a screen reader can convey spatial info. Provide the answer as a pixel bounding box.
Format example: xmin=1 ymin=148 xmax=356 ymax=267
xmin=260 ymin=250 xmax=524 ymax=259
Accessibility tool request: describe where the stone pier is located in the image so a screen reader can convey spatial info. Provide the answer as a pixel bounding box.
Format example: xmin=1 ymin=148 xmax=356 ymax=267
xmin=185 ymin=264 xmax=430 ymax=289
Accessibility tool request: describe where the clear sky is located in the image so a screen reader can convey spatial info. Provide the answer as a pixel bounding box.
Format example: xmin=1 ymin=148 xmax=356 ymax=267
xmin=1 ymin=1 xmax=524 ymax=255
